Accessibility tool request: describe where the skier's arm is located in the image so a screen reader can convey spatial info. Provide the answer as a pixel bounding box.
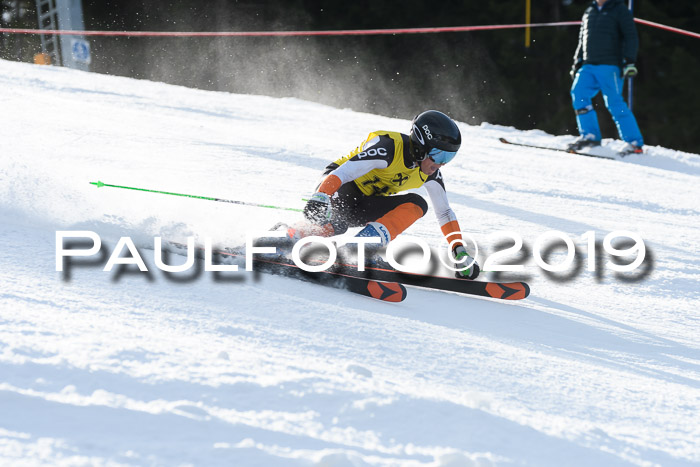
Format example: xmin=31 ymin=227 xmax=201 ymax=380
xmin=573 ymin=28 xmax=583 ymax=65
xmin=619 ymin=7 xmax=639 ymax=64
xmin=317 ymin=158 xmax=388 ymax=195
xmin=305 ymin=160 xmax=384 ymax=225
xmin=303 ymin=136 xmax=392 ymax=224
xmin=571 ymin=20 xmax=585 ymax=78
xmin=425 ymin=176 xmax=480 ymax=279
xmin=423 ymin=177 xmax=464 ymax=247
xmin=315 ymin=135 xmax=392 ymax=196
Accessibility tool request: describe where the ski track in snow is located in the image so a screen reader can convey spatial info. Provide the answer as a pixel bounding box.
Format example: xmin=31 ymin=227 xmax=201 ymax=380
xmin=1 ymin=59 xmax=699 ymax=466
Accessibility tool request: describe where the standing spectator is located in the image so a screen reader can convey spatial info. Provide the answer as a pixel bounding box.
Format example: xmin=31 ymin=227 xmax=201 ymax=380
xmin=568 ymin=0 xmax=644 ymax=156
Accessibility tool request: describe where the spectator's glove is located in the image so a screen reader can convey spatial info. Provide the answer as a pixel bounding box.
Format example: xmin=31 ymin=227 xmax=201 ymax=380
xmin=622 ymin=63 xmax=638 ymax=79
xmin=453 ymin=245 xmax=480 ymax=280
xmin=303 ymin=192 xmax=332 ymax=224
xmin=570 ymin=60 xmax=583 ymax=80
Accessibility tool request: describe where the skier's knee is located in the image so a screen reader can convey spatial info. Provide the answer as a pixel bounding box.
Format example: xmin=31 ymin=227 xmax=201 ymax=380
xmin=575 ymin=104 xmax=594 ymax=115
xmin=405 ymin=194 xmax=428 ymax=217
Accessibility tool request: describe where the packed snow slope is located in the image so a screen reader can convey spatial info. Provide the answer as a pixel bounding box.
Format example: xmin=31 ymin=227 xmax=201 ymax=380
xmin=1 ymin=59 xmax=699 ymax=467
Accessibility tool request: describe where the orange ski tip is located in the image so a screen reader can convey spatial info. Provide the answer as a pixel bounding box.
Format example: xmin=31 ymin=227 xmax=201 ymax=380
xmin=485 ymin=282 xmax=530 ymax=300
xmin=367 ymin=281 xmax=407 ymax=302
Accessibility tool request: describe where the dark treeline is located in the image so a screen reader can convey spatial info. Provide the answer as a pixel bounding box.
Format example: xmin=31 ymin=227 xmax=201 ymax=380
xmin=3 ymin=0 xmax=699 ymax=152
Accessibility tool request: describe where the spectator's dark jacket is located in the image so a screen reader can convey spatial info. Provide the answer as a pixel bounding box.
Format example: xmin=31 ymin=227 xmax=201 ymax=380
xmin=573 ymin=0 xmax=639 ymax=68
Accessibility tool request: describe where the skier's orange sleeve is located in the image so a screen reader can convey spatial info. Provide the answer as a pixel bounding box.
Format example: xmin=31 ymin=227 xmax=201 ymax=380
xmin=441 ymin=220 xmax=464 ymax=248
xmin=317 ymin=174 xmax=342 ymax=195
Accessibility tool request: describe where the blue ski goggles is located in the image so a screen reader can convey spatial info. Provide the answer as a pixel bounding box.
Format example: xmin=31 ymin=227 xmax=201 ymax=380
xmin=427 ymin=147 xmax=458 ymax=165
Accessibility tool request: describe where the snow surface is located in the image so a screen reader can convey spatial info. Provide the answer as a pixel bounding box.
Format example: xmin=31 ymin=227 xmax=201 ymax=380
xmin=1 ymin=58 xmax=699 ymax=466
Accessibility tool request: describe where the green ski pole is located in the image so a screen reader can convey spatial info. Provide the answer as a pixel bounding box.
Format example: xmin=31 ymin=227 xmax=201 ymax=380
xmin=90 ymin=181 xmax=302 ymax=212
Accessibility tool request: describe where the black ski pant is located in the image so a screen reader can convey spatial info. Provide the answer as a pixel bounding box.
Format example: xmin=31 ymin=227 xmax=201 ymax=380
xmin=328 ymin=182 xmax=428 ymax=235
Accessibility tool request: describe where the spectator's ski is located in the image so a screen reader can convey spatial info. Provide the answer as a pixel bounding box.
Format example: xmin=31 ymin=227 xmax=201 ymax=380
xmin=498 ymin=137 xmax=615 ymax=160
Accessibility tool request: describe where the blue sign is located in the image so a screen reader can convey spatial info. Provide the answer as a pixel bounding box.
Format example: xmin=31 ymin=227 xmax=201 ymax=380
xmin=71 ymin=39 xmax=91 ymax=64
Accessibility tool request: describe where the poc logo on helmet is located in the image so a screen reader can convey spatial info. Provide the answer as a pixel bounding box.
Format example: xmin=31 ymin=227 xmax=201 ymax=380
xmin=357 ymin=147 xmax=388 ymax=158
xmin=422 ymin=124 xmax=433 ymax=140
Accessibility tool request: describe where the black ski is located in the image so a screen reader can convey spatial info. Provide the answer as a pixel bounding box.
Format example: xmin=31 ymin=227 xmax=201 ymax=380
xmin=175 ymin=244 xmax=407 ymax=302
xmin=273 ymin=247 xmax=530 ymax=300
xmin=326 ymin=261 xmax=530 ymax=300
xmin=246 ymin=253 xmax=407 ymax=302
xmin=170 ymin=242 xmax=527 ymax=301
xmin=499 ymin=137 xmax=617 ymax=160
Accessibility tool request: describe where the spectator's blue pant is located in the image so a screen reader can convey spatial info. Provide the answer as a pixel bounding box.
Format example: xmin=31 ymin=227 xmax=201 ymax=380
xmin=571 ymin=64 xmax=643 ymax=146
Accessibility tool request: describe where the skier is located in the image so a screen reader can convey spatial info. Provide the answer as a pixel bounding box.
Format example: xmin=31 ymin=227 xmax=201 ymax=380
xmin=568 ymin=0 xmax=644 ymax=155
xmin=290 ymin=110 xmax=480 ymax=280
